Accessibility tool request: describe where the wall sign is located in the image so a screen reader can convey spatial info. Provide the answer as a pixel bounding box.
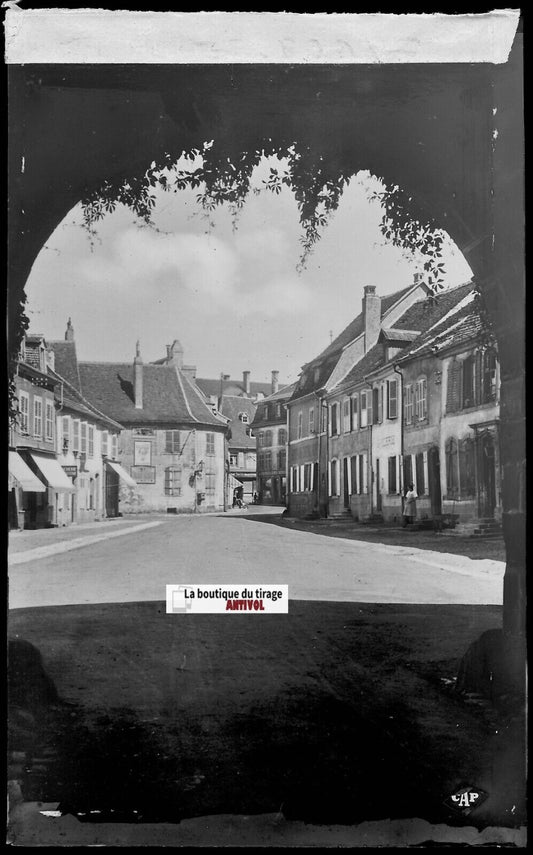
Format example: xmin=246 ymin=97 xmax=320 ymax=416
xmin=134 ymin=440 xmax=152 ymax=466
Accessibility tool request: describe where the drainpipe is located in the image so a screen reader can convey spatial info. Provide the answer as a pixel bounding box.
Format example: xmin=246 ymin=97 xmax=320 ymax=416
xmin=320 ymin=395 xmax=329 ymax=519
xmin=363 ymin=380 xmax=374 ymax=518
xmin=394 ymin=364 xmax=404 ymax=511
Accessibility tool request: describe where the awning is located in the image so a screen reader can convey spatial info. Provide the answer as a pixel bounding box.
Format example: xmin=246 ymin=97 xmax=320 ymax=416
xmin=29 ymin=453 xmax=76 ymax=492
xmin=106 ymin=460 xmax=137 ymax=488
xmin=9 ymin=451 xmax=46 ymax=492
xmin=228 ymin=474 xmax=243 ymax=491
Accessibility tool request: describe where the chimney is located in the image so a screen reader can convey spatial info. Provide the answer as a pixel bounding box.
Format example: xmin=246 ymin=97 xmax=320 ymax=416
xmin=362 ymin=285 xmax=381 ymax=353
xmin=134 ymin=340 xmax=143 ymax=409
xmin=243 ymin=370 xmax=251 ymax=395
xmin=65 ymin=318 xmax=75 ymax=342
xmin=271 ymin=370 xmax=279 ymax=395
xmin=169 ymin=339 xmax=184 ymax=369
xmin=166 ymin=344 xmax=172 ymax=362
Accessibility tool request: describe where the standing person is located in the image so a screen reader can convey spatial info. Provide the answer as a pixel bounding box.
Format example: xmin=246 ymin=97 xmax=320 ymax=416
xmin=402 ymin=483 xmax=418 ymax=527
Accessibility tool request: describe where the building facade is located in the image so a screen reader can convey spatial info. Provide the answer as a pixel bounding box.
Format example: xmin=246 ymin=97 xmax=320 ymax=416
xmin=9 ymin=334 xmax=75 ymax=529
xmin=251 ymin=379 xmax=294 ymax=505
xmin=78 ymin=340 xmax=228 ymax=513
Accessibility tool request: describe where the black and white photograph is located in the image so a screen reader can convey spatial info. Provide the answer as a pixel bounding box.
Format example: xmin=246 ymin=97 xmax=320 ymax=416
xmin=6 ymin=7 xmax=525 ymax=847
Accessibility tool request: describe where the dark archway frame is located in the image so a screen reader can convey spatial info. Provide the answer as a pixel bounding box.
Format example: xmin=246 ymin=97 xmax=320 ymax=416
xmin=7 ymin=40 xmax=524 ymax=637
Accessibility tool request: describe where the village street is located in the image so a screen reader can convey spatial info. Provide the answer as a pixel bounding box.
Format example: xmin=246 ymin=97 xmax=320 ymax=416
xmin=9 ymin=508 xmax=504 ymax=610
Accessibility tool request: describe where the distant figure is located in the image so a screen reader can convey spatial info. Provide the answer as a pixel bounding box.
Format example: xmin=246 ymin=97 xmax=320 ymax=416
xmin=402 ymin=483 xmax=418 ymax=527
xmin=233 ymin=485 xmax=245 ymax=508
xmin=252 ymin=492 xmax=259 ymax=505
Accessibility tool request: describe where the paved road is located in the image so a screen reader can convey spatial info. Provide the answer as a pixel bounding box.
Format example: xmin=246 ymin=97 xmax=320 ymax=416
xmin=9 ymin=513 xmax=504 ymax=609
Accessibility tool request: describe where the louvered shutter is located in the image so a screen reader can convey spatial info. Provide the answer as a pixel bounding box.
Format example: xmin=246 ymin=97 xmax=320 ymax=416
xmin=446 ymin=360 xmax=462 ymax=413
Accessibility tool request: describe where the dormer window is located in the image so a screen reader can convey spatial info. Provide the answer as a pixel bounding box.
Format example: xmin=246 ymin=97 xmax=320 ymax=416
xmin=238 ymin=412 xmax=249 ymax=424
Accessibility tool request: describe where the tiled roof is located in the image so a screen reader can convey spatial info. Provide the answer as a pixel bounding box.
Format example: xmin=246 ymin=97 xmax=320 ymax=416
xmin=195 ymin=377 xmax=274 ymax=399
xmin=48 ymin=367 xmax=123 ymax=430
xmin=391 ymin=281 xmax=474 ymax=331
xmin=220 ymin=395 xmax=257 ymax=449
xmin=399 ymin=303 xmax=486 ymax=361
xmin=312 ymin=284 xmax=415 ymax=364
xmin=258 ymin=381 xmax=297 ymax=403
xmin=334 ymin=344 xmax=386 ymax=391
xmin=48 ymin=341 xmax=82 ymax=391
xmin=78 ymin=362 xmax=226 ymax=427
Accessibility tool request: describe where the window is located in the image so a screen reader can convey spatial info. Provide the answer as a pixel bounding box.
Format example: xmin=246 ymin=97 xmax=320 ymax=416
xmin=360 ymin=455 xmax=367 ymax=494
xmin=329 ymin=459 xmax=339 ymax=496
xmin=278 ymin=449 xmax=286 ymax=470
xmin=276 ymin=404 xmax=281 ymax=418
xmin=330 ymin=403 xmax=340 ymax=436
xmin=165 ymin=430 xmax=181 ymax=453
xmin=89 ymin=478 xmax=94 ymax=510
xmin=462 ymin=354 xmax=476 ymax=409
xmin=445 ymin=438 xmax=459 ymax=497
xmin=45 ymin=401 xmax=54 ymax=441
xmin=229 ymin=453 xmax=238 ymax=466
xmin=415 ymin=452 xmax=425 ymax=495
xmin=481 ymin=349 xmax=498 ymax=403
xmin=238 ymin=412 xmax=249 ymax=424
xmin=73 ymin=419 xmax=80 ymax=452
xmin=279 ymin=428 xmax=287 ymax=445
xmin=33 ymin=397 xmax=43 ymax=436
xmin=360 ymin=391 xmax=372 ymax=427
xmin=404 ymin=385 xmax=414 ymax=425
xmin=264 ymin=430 xmax=273 ymax=446
xmin=309 ymin=408 xmax=315 ymax=434
xmin=459 ymin=437 xmax=476 ymax=497
xmin=415 ymin=378 xmax=427 ymax=421
xmin=205 ymin=471 xmax=216 ymax=494
xmin=206 ymin=433 xmax=215 ymax=455
xmin=164 ymin=466 xmax=182 ymax=496
xmin=80 ymin=421 xmax=87 ymax=453
xmin=342 ymin=399 xmax=350 ymax=433
xmin=303 ymin=463 xmax=313 ymax=491
xmin=372 ymin=386 xmax=383 ymax=424
xmin=403 ymin=455 xmax=413 ymax=491
xmin=101 ymin=430 xmax=108 ymax=457
xmin=291 ymin=465 xmax=299 ymax=492
xmin=111 ymin=434 xmax=118 ymax=460
xmin=264 ymin=450 xmax=272 ymax=469
xmin=62 ymin=417 xmax=70 ymax=452
xmin=387 ymin=379 xmax=398 ymax=419
xmin=446 ymin=360 xmax=463 ymax=414
xmin=88 ymin=425 xmax=95 ymax=458
xmin=297 ymin=412 xmax=303 ymax=439
xmin=350 ymin=456 xmax=358 ymax=494
xmin=350 ymin=396 xmax=358 ymax=431
xmin=18 ymin=391 xmax=29 ymax=433
xmin=388 ymin=456 xmax=397 ymax=493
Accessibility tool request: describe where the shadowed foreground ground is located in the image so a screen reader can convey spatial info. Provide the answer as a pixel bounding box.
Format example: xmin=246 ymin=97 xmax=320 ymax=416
xmin=8 ymin=600 xmax=525 ymax=832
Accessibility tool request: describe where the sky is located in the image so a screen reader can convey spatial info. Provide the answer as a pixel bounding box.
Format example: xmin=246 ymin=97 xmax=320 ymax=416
xmin=24 ymin=164 xmax=472 ymax=386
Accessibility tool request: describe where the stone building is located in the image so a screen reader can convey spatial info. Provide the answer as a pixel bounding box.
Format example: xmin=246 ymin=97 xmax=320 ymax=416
xmin=78 ymin=340 xmax=228 ymax=513
xmin=251 ymin=378 xmax=295 ymax=505
xmin=9 ymin=334 xmax=75 ymax=529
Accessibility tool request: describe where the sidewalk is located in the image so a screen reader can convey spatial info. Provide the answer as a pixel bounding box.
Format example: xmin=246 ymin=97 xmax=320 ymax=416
xmin=8 ymin=515 xmax=166 ymax=555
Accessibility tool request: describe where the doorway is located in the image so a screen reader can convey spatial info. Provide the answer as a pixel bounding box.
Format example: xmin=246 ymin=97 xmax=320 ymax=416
xmin=478 ymin=433 xmax=496 ymax=518
xmin=428 ymin=446 xmax=442 ymax=517
xmin=343 ymin=458 xmax=350 ymax=508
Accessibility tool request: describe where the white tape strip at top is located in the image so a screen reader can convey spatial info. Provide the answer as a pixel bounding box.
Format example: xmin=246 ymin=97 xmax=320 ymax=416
xmin=4 ymin=10 xmax=521 ymax=66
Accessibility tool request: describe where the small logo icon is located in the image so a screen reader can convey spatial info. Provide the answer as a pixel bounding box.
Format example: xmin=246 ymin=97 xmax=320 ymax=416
xmin=170 ymin=585 xmax=193 ymax=613
xmin=444 ymin=786 xmax=488 ymax=815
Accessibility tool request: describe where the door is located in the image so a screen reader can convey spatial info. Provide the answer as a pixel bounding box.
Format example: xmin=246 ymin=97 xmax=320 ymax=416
xmin=105 ymin=464 xmax=120 ymax=518
xmin=343 ymin=458 xmax=350 ymax=508
xmin=428 ymin=446 xmax=442 ymax=517
xmin=478 ymin=433 xmax=496 ymax=518
xmin=376 ymin=459 xmax=382 ymax=512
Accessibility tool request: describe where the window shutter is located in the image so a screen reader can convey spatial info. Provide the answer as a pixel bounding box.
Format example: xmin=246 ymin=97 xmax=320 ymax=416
xmin=367 ymin=392 xmax=373 ymax=426
xmin=447 ymin=360 xmax=462 ymax=413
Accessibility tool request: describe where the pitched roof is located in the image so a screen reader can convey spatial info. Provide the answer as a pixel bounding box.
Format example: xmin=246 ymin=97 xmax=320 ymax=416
xmin=258 ymin=381 xmax=297 ymax=403
xmin=312 ymin=284 xmax=414 ymax=365
xmin=195 ymin=377 xmax=274 ymax=399
xmin=398 ymin=302 xmax=487 ymax=361
xmin=334 ymin=343 xmax=386 ymax=391
xmin=219 ymin=395 xmax=257 ymax=449
xmin=390 ymin=281 xmax=474 ymax=332
xmin=77 ymin=362 xmax=226 ymax=427
xmin=49 ymin=368 xmax=123 ymax=431
xmin=48 ymin=340 xmax=82 ymax=391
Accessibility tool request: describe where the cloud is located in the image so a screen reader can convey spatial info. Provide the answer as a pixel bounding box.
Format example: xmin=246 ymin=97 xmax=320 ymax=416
xmin=78 ymin=226 xmax=240 ymax=304
xmin=240 ymin=274 xmax=315 ymax=317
